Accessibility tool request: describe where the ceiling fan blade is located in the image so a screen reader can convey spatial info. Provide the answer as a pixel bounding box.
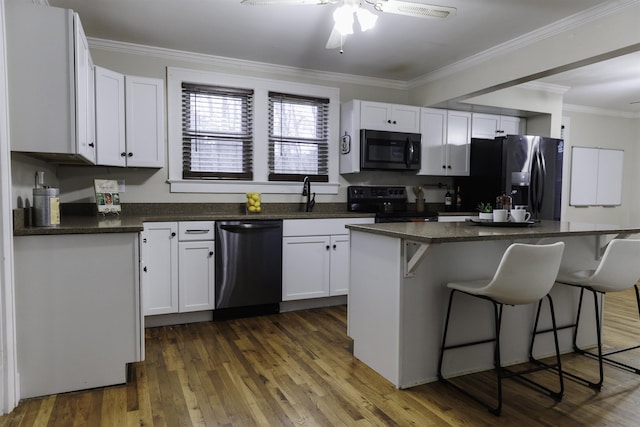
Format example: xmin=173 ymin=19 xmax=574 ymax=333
xmin=241 ymin=0 xmax=335 ymax=5
xmin=374 ymin=0 xmax=457 ymax=19
xmin=325 ymin=25 xmax=343 ymax=49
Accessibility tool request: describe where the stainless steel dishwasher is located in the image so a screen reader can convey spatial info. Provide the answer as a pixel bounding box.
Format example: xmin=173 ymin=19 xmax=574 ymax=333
xmin=214 ymin=220 xmax=283 ymax=319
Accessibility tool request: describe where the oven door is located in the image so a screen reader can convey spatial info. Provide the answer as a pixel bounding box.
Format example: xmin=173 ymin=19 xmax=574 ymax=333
xmin=360 ymin=130 xmax=421 ymax=171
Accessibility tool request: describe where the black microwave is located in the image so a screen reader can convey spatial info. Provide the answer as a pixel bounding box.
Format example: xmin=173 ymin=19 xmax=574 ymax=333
xmin=360 ymin=129 xmax=421 ymax=171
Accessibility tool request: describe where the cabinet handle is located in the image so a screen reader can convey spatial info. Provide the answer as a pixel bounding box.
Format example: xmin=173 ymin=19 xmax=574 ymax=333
xmin=185 ymin=229 xmax=210 ymax=234
xmin=208 ymin=251 xmax=214 ymax=257
xmin=89 ymin=143 xmax=95 ymax=148
xmin=326 ymin=245 xmax=330 ymax=250
xmin=171 ymin=232 xmax=176 ymax=237
xmin=143 ymin=266 xmax=147 ymax=272
xmin=442 ymin=165 xmax=446 ymax=169
xmin=447 ymin=165 xmax=452 ymax=169
xmin=332 ymin=244 xmax=337 ymax=250
xmin=121 ymin=152 xmax=127 ymax=157
xmin=128 ymin=152 xmax=133 ymax=157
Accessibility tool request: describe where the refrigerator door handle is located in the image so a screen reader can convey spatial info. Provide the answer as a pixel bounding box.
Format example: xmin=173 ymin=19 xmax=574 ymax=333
xmin=537 ymin=149 xmax=547 ymax=211
xmin=530 ymin=149 xmax=546 ymax=214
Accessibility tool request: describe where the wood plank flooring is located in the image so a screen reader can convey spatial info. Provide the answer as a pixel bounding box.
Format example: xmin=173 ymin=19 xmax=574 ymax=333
xmin=3 ymin=288 xmax=640 ymax=426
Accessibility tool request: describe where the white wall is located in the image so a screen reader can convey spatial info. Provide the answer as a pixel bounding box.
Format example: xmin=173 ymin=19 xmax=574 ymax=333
xmin=562 ymin=109 xmax=639 ymax=224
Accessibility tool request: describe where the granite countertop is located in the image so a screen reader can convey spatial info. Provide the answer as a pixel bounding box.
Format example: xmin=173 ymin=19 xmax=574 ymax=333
xmin=346 ymin=220 xmax=640 ymax=244
xmin=13 ymin=202 xmax=377 ymax=236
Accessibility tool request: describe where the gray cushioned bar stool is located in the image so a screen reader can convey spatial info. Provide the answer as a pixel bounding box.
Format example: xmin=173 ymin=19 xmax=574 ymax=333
xmin=438 ymin=242 xmax=565 ymax=416
xmin=531 ymin=239 xmax=640 ymax=390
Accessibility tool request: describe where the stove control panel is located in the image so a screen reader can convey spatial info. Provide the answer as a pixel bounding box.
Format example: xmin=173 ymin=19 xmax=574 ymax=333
xmin=347 ymin=186 xmax=408 ymax=211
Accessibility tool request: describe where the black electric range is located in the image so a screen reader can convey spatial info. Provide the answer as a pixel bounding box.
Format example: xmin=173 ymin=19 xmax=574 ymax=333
xmin=347 ymin=186 xmax=438 ymax=223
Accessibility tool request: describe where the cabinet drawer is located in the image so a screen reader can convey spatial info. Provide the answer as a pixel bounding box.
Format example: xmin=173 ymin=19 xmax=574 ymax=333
xmin=283 ymin=217 xmax=374 ymax=237
xmin=178 ymin=221 xmax=215 ymax=241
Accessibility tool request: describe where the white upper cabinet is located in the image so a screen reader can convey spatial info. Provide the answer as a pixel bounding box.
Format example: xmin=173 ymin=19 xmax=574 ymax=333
xmin=472 ymin=113 xmax=525 ymax=139
xmin=360 ymin=101 xmax=421 ymax=133
xmin=6 ymin=3 xmax=96 ymax=163
xmin=125 ymin=76 xmax=165 ymax=167
xmin=95 ymin=66 xmax=126 ymax=166
xmin=95 ymin=70 xmax=165 ymax=167
xmin=570 ymin=147 xmax=623 ymax=206
xmin=418 ymin=108 xmax=470 ymax=176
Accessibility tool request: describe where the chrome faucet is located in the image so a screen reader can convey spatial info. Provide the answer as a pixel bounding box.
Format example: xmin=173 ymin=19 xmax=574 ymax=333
xmin=302 ymin=176 xmax=316 ymax=212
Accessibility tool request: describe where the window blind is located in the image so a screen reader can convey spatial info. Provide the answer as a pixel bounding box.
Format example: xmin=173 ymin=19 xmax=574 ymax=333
xmin=268 ymin=92 xmax=329 ymax=182
xmin=182 ymin=83 xmax=253 ymax=180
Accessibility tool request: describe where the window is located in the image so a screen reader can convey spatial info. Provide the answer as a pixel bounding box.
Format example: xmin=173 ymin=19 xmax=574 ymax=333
xmin=268 ymin=92 xmax=329 ymax=182
xmin=181 ymin=83 xmax=253 ymax=180
xmin=167 ymin=67 xmax=340 ymax=194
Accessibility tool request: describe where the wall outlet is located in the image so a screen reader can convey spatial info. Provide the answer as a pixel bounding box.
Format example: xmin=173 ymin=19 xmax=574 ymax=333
xmin=118 ymin=179 xmax=125 ymax=193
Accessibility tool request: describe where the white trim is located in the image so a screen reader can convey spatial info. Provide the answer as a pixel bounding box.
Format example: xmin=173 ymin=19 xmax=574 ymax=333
xmin=562 ymin=103 xmax=640 ymax=119
xmin=0 ymin=0 xmax=19 ymax=415
xmin=88 ymin=37 xmax=409 ymax=91
xmin=168 ymin=180 xmax=339 ymax=195
xmin=166 ymin=67 xmax=341 ymax=195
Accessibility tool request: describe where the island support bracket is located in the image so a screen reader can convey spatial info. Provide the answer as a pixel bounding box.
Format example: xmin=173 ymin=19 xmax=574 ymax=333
xmin=403 ymin=240 xmax=431 ymax=277
xmin=595 ymin=233 xmax=631 ymax=260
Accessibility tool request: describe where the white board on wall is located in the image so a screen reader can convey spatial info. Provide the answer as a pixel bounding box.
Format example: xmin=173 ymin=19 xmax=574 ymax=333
xmin=570 ymin=146 xmax=623 ymax=206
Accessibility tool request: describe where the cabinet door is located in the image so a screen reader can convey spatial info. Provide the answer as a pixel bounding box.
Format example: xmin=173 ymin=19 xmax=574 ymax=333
xmin=446 ymin=111 xmax=471 ymax=176
xmin=329 ymin=235 xmax=350 ymax=296
xmin=390 ymin=104 xmax=421 ymax=133
xmin=418 ymin=108 xmax=447 ymax=175
xmin=471 ymin=113 xmax=500 ymax=139
xmin=141 ymin=222 xmax=178 ymax=315
xmin=500 ymin=116 xmax=522 ymax=136
xmin=95 ymin=66 xmax=126 ymax=167
xmin=125 ymin=76 xmax=165 ymax=167
xmin=178 ymin=241 xmax=215 ymax=312
xmin=73 ymin=14 xmax=96 ymax=164
xmin=282 ymin=236 xmax=330 ymax=301
xmin=360 ymin=101 xmax=420 ymax=133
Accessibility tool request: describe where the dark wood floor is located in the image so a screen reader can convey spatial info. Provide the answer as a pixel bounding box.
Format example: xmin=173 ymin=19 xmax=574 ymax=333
xmin=3 ymin=288 xmax=640 ymax=426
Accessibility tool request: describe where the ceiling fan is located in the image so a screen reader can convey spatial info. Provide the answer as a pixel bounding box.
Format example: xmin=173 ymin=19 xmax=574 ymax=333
xmin=240 ymin=0 xmax=457 ymax=52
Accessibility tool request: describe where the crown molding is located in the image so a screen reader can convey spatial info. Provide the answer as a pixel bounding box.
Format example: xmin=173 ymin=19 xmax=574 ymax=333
xmin=563 ymin=103 xmax=640 ymax=119
xmin=407 ymin=0 xmax=640 ymax=89
xmin=87 ymin=38 xmax=409 ymax=91
xmin=519 ymin=81 xmax=570 ymax=95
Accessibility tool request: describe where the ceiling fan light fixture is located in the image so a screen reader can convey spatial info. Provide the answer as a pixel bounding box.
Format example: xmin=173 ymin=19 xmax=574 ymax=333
xmin=356 ymin=7 xmax=378 ymax=31
xmin=333 ymin=5 xmax=355 ymax=35
xmin=240 ymin=0 xmax=334 ymax=5
xmin=373 ymin=0 xmax=456 ymax=19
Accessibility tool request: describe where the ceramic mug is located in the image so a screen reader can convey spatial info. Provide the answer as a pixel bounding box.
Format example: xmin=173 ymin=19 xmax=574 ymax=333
xmin=492 ymin=209 xmax=508 ymax=222
xmin=510 ymin=209 xmax=531 ymax=222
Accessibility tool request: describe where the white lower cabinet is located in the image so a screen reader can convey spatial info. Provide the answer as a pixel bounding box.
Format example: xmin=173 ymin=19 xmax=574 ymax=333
xmin=178 ymin=240 xmax=215 ymax=312
xmin=282 ymin=218 xmax=374 ymax=301
xmin=142 ymin=221 xmax=214 ymax=315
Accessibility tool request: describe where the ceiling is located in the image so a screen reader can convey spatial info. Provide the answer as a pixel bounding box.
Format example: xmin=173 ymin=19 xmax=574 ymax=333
xmin=45 ymin=0 xmax=640 ymax=114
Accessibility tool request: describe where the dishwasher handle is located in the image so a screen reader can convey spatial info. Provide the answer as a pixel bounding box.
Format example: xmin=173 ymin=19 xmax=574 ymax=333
xmin=219 ymin=222 xmax=281 ymax=231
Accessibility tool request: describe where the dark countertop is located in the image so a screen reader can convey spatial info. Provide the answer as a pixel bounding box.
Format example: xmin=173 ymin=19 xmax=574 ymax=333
xmin=346 ymin=220 xmax=640 ymax=244
xmin=13 ymin=202 xmax=376 ymax=236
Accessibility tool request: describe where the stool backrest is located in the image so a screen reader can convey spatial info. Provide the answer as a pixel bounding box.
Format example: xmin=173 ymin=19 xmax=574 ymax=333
xmin=585 ymin=239 xmax=640 ymax=292
xmin=481 ymin=242 xmax=565 ymax=305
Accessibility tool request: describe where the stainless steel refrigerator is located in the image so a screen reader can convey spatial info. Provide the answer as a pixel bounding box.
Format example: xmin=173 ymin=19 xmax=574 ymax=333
xmin=455 ymin=135 xmax=564 ymax=220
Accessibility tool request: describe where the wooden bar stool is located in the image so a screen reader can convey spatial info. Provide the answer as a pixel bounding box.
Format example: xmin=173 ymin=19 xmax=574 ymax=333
xmin=438 ymin=242 xmax=565 ymax=416
xmin=531 ymin=239 xmax=640 ymax=390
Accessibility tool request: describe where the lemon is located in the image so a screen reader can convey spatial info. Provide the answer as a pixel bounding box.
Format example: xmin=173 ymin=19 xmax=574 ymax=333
xmin=248 ymin=205 xmax=257 ymax=212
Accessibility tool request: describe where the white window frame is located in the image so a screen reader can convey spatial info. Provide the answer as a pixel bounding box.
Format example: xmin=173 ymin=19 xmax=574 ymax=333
xmin=167 ymin=67 xmax=340 ymax=194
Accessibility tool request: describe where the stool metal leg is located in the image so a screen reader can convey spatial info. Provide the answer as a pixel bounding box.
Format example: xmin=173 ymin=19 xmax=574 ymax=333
xmin=439 ymin=290 xmax=563 ymax=416
xmin=532 ymin=284 xmax=640 ymax=390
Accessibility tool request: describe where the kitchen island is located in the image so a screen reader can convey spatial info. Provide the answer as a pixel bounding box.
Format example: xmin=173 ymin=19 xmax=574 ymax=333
xmin=345 ymin=220 xmax=640 ymax=389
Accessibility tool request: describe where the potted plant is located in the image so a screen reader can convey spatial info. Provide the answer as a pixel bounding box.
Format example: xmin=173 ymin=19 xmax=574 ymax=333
xmin=477 ymin=202 xmax=493 ymax=220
